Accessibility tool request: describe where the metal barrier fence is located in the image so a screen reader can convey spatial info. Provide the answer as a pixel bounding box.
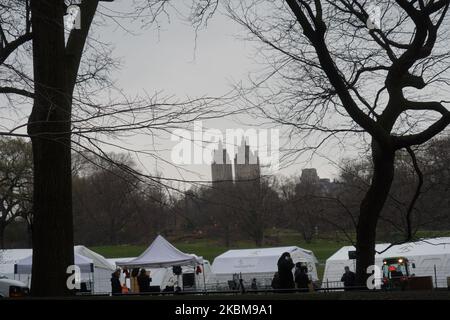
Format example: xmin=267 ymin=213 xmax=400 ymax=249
xmin=322 ymin=264 xmax=450 ymax=289
xmin=87 ymin=265 xmax=450 ymax=295
xmin=7 ymin=264 xmax=448 ymax=295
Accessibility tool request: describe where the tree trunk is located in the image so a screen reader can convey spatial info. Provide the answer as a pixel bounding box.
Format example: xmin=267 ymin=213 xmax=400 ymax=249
xmin=0 ymin=224 xmax=5 ymax=249
xmin=26 ymin=222 xmax=33 ymax=248
xmin=224 ymin=222 xmax=231 ymax=248
xmin=28 ymin=0 xmax=74 ymax=296
xmin=355 ymin=140 xmax=395 ymax=286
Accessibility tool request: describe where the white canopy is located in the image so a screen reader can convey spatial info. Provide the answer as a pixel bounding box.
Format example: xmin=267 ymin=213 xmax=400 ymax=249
xmin=323 ymin=237 xmax=450 ymax=288
xmin=0 ymin=249 xmax=32 ymax=275
xmin=116 ymin=235 xmax=203 ymax=268
xmin=15 ymin=252 xmax=94 ymax=274
xmin=74 ymin=245 xmax=115 ymax=271
xmin=211 ymin=246 xmax=319 ymax=280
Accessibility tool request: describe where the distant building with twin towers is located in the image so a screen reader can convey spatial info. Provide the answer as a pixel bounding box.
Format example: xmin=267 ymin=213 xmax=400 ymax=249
xmin=211 ymin=138 xmax=260 ymax=187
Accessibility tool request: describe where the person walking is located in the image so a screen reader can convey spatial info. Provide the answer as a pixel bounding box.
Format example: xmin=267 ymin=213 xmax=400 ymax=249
xmin=341 ymin=266 xmax=356 ymax=291
xmin=277 ymin=252 xmax=295 ymax=290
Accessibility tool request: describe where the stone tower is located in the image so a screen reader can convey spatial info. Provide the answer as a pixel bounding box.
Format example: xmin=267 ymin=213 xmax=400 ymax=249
xmin=300 ymin=168 xmax=320 ymax=184
xmin=234 ymin=138 xmax=261 ymax=183
xmin=211 ymin=140 xmax=233 ymax=187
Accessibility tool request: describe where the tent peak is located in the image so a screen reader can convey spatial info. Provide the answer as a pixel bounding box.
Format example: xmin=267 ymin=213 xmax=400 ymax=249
xmin=116 ymin=235 xmax=203 ymax=268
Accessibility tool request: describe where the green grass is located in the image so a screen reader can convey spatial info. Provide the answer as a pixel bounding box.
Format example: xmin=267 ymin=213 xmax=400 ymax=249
xmin=414 ymin=230 xmax=450 ymax=238
xmin=90 ymin=245 xmax=148 ymax=259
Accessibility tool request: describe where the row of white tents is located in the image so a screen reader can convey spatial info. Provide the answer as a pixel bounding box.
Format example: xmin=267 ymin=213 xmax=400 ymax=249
xmin=0 ymin=246 xmax=116 ymax=293
xmin=2 ymin=236 xmax=450 ymax=293
xmin=0 ymin=236 xmax=319 ymax=293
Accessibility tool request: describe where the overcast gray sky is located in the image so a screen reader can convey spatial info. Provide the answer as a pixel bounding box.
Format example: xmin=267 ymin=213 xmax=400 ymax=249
xmin=0 ymin=1 xmax=365 ymax=190
xmin=89 ymin=0 xmax=344 ymax=187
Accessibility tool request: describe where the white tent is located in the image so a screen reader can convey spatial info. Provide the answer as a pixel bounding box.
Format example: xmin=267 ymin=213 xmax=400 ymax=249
xmin=0 ymin=249 xmax=32 ymax=277
xmin=209 ymin=246 xmax=319 ymax=290
xmin=323 ymin=237 xmax=450 ymax=288
xmin=15 ymin=252 xmax=94 ymax=274
xmin=74 ymin=245 xmax=116 ymax=293
xmin=114 ymin=236 xmax=211 ymax=291
xmin=74 ymin=245 xmax=115 ymax=271
xmin=116 ymin=235 xmax=203 ymax=268
xmin=1 ymin=247 xmax=115 ymax=293
xmin=108 ymin=257 xmax=212 ymax=291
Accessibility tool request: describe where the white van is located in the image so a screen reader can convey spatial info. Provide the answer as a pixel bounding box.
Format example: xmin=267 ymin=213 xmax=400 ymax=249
xmin=0 ymin=276 xmax=30 ymax=298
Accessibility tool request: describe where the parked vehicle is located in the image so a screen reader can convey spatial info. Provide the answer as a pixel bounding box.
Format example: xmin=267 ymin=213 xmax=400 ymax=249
xmin=381 ymin=257 xmax=414 ymax=290
xmin=0 ymin=276 xmax=30 ymax=298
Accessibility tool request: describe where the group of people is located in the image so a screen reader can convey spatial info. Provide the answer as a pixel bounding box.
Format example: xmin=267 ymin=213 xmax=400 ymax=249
xmin=110 ymin=255 xmax=358 ymax=294
xmin=272 ymin=252 xmax=313 ymax=291
xmin=111 ymin=268 xmax=152 ymax=294
xmin=271 ymin=252 xmax=358 ymax=292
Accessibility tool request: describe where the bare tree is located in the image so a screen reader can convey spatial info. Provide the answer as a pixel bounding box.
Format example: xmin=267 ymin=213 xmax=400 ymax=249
xmin=0 ymin=0 xmax=231 ymax=296
xmin=233 ymin=176 xmax=281 ymax=246
xmin=219 ymin=0 xmax=450 ymax=284
xmin=0 ymin=137 xmax=32 ymax=248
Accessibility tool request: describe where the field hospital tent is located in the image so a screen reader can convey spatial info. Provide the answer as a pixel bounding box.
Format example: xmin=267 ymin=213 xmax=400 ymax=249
xmin=74 ymin=245 xmax=116 ymax=293
xmin=116 ymin=235 xmax=203 ymax=268
xmin=1 ymin=247 xmax=115 ymax=293
xmin=13 ymin=251 xmax=94 ymax=290
xmin=116 ymin=235 xmax=207 ymax=291
xmin=109 ymin=257 xmax=212 ymax=290
xmin=0 ymin=249 xmax=32 ymax=278
xmin=14 ymin=252 xmax=94 ymax=274
xmin=75 ymin=245 xmax=115 ymax=271
xmin=108 ymin=257 xmax=168 ymax=287
xmin=209 ymin=246 xmax=319 ymax=290
xmin=323 ymin=237 xmax=450 ymax=288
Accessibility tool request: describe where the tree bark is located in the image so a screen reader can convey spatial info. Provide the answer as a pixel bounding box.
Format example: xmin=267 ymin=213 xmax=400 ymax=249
xmin=355 ymin=140 xmax=395 ymax=285
xmin=0 ymin=224 xmax=5 ymax=249
xmin=26 ymin=0 xmax=99 ymax=296
xmin=28 ymin=0 xmax=74 ymax=296
xmin=26 ymin=221 xmax=33 ymax=248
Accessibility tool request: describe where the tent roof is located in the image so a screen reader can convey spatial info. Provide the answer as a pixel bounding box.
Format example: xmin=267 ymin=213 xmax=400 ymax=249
xmin=0 ymin=249 xmax=33 ymax=265
xmin=0 ymin=249 xmax=32 ymax=275
xmin=15 ymin=252 xmax=93 ymax=274
xmin=116 ymin=235 xmax=203 ymax=268
xmin=1 ymin=247 xmax=113 ymax=275
xmin=74 ymin=245 xmax=115 ymax=271
xmin=216 ymin=246 xmax=316 ymax=260
xmin=211 ymin=246 xmax=318 ymax=274
xmin=327 ymin=238 xmax=450 ymax=261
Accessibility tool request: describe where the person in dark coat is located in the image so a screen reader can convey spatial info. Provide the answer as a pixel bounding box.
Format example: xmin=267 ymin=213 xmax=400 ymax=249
xmin=271 ymin=272 xmax=280 ymax=290
xmin=137 ymin=269 xmax=152 ymax=293
xmin=341 ymin=266 xmax=356 ymax=291
xmin=111 ymin=269 xmax=122 ymax=295
xmin=294 ymin=264 xmax=310 ymax=291
xmin=277 ymin=252 xmax=295 ymax=290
